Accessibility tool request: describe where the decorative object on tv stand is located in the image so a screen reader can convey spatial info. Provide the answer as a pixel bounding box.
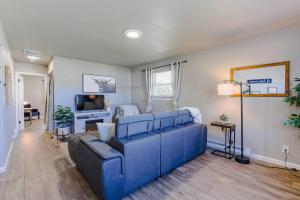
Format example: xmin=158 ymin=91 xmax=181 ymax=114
xmin=104 ymin=99 xmax=112 ymax=111
xmin=219 ymin=114 xmax=229 ymax=124
xmin=230 ymin=61 xmax=289 ymax=97
xmin=54 ymin=105 xmax=74 ymax=139
xmin=283 ymin=78 xmax=300 ymax=129
xmin=83 ymin=74 xmax=116 ymax=93
xmin=218 ymin=80 xmax=251 ymax=164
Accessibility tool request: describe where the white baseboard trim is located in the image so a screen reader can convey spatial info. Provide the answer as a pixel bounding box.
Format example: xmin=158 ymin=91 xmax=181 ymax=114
xmin=251 ymin=154 xmax=300 ymax=170
xmin=207 ymin=140 xmax=241 ymax=155
xmin=12 ymin=128 xmax=19 ymax=140
xmin=207 ymin=140 xmax=300 ymax=170
xmin=0 ymin=141 xmax=14 ymax=174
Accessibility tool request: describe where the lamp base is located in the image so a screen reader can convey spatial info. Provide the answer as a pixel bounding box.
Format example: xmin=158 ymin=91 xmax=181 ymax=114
xmin=235 ymin=155 xmax=250 ymax=164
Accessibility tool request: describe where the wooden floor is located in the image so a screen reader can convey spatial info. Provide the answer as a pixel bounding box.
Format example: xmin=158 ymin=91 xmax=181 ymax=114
xmin=1 ymin=120 xmax=300 ymax=200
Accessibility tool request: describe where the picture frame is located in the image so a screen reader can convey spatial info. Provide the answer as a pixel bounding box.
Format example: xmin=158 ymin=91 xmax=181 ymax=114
xmin=82 ymin=74 xmax=116 ymax=93
xmin=230 ymin=61 xmax=290 ymax=97
xmin=5 ymin=65 xmax=14 ymax=104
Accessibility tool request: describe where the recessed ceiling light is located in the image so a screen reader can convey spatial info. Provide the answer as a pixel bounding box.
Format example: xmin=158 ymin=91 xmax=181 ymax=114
xmin=124 ymin=29 xmax=142 ymax=39
xmin=27 ymin=55 xmax=40 ymax=60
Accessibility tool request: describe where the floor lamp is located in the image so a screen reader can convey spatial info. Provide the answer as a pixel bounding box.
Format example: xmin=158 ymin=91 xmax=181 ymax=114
xmin=217 ymin=80 xmax=251 ymax=164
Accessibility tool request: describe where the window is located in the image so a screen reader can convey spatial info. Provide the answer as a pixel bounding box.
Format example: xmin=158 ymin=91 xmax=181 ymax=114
xmin=152 ymin=68 xmax=173 ymax=98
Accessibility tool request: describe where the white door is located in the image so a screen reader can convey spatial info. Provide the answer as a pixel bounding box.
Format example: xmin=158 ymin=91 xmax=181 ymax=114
xmin=18 ymin=75 xmax=25 ymax=130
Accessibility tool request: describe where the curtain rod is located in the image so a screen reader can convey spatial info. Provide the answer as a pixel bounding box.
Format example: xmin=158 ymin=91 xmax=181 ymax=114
xmin=142 ymin=60 xmax=187 ymax=71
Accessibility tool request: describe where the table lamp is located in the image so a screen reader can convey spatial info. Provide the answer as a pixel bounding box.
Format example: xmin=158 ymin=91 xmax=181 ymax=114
xmin=217 ymin=80 xmax=251 ymax=164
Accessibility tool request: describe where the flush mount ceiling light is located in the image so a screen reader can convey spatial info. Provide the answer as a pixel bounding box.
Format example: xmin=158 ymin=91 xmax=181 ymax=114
xmin=23 ymin=49 xmax=45 ymax=56
xmin=27 ymin=55 xmax=41 ymax=60
xmin=23 ymin=48 xmax=44 ymax=61
xmin=124 ymin=29 xmax=142 ymax=39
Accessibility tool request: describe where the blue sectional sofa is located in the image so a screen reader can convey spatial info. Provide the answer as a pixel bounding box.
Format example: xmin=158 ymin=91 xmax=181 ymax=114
xmin=68 ymin=110 xmax=207 ymax=200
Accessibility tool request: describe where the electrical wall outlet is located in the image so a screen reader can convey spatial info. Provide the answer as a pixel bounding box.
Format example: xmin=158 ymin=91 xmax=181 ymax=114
xmin=281 ymin=145 xmax=289 ymax=153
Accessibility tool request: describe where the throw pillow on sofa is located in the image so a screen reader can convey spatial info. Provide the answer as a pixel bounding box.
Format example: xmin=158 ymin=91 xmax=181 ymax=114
xmin=96 ymin=123 xmax=115 ymax=142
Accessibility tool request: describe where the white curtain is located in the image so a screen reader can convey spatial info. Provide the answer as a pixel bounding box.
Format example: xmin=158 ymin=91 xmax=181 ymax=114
xmin=45 ymin=72 xmax=55 ymax=132
xmin=145 ymin=68 xmax=153 ymax=113
xmin=171 ymin=61 xmax=182 ymax=110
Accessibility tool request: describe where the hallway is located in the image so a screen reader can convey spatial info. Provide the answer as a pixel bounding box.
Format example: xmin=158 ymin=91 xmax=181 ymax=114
xmin=0 ymin=120 xmax=97 ymax=200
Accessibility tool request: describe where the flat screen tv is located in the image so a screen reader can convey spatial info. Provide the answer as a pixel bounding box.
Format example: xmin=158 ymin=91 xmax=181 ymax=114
xmin=75 ymin=95 xmax=105 ymax=111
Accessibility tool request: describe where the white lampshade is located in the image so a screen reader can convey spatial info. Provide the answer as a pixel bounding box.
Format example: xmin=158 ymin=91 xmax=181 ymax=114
xmin=217 ymin=83 xmax=235 ymax=95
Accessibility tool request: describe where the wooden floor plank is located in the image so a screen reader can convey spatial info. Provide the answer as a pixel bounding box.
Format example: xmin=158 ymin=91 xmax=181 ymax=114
xmin=0 ymin=120 xmax=300 ymax=200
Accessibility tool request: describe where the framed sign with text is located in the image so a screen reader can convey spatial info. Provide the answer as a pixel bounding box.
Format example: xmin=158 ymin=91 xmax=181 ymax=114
xmin=230 ymin=61 xmax=290 ymax=97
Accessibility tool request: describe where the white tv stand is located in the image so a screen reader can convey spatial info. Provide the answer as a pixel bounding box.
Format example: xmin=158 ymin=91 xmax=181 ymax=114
xmin=74 ymin=110 xmax=112 ymax=133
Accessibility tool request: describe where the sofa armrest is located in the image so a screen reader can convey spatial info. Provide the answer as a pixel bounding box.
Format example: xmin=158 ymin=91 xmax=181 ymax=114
xmin=78 ymin=135 xmax=125 ymax=200
xmin=199 ymin=124 xmax=208 ymax=152
xmin=80 ymin=135 xmax=124 ymax=168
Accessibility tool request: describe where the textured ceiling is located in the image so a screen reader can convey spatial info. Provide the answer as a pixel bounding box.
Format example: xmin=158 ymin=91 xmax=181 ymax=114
xmin=1 ymin=0 xmax=300 ymax=67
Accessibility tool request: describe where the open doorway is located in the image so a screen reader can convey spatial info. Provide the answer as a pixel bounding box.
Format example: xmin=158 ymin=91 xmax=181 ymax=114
xmin=16 ymin=73 xmax=47 ymax=132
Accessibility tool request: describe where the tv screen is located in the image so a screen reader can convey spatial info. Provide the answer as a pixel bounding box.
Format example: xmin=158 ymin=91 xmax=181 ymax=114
xmin=75 ymin=95 xmax=105 ymax=111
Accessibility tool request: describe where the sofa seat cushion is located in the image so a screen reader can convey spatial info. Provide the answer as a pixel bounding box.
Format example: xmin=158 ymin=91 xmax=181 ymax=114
xmin=110 ymin=132 xmax=161 ymax=194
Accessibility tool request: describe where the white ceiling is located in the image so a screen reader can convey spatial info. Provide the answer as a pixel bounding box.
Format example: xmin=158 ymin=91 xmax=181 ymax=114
xmin=1 ymin=0 xmax=300 ymax=67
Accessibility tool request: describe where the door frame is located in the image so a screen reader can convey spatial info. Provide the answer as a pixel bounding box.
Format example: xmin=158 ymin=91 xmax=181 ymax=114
xmin=15 ymin=72 xmax=47 ymax=133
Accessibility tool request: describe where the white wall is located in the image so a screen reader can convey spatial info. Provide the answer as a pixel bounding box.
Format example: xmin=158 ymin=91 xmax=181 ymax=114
xmin=132 ymin=25 xmax=300 ymax=165
xmin=14 ymin=62 xmax=48 ymax=74
xmin=0 ymin=20 xmax=15 ymax=172
xmin=53 ymin=56 xmax=132 ymax=114
xmin=23 ymin=75 xmax=46 ymax=117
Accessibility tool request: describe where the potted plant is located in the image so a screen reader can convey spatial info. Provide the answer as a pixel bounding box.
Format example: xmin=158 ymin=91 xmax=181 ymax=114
xmin=283 ymin=78 xmax=300 ymax=128
xmin=54 ymin=105 xmax=74 ymax=136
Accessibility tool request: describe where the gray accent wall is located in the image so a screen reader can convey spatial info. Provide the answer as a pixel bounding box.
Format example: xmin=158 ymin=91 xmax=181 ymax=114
xmin=52 ymin=56 xmax=132 ymax=114
xmin=132 ymin=26 xmax=300 ymax=164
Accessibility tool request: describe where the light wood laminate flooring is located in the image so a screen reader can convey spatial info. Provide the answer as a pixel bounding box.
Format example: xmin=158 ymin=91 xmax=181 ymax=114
xmin=1 ymin=120 xmax=300 ymax=200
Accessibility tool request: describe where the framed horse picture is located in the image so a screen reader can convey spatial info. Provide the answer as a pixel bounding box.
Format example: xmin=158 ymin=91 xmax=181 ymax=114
xmin=82 ymin=74 xmax=116 ymax=93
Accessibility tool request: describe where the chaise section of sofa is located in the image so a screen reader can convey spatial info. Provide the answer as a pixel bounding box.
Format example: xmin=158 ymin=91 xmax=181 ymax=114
xmin=78 ymin=135 xmax=125 ymax=200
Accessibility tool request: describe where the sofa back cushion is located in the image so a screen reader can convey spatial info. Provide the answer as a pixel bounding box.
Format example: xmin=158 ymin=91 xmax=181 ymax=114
xmin=176 ymin=109 xmax=194 ymax=125
xmin=115 ymin=114 xmax=154 ymax=138
xmin=153 ymin=111 xmax=178 ymax=130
